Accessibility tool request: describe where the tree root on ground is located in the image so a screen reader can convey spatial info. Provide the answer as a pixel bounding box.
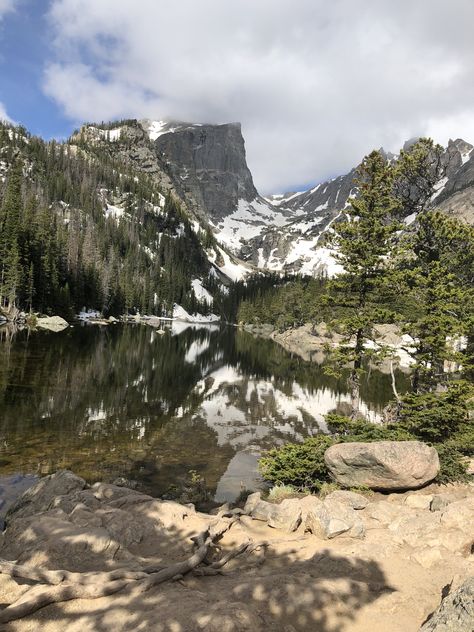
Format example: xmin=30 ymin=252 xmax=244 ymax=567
xmin=0 ymin=516 xmax=265 ymax=624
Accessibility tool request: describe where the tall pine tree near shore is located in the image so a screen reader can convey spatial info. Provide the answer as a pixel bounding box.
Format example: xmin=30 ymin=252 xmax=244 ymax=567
xmin=324 ymin=150 xmax=401 ymax=418
xmin=392 ymin=139 xmax=474 ymax=393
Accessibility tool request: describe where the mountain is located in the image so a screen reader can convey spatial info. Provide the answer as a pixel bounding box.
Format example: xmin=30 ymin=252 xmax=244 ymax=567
xmin=250 ymin=139 xmax=474 ymax=276
xmin=2 ymin=116 xmax=474 ymax=321
xmin=132 ymin=119 xmax=474 ymax=278
xmin=139 ymin=119 xmax=293 ymax=259
xmin=0 ymin=120 xmax=250 ymax=320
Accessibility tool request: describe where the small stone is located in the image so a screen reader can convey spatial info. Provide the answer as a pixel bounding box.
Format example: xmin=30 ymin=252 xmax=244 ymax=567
xmin=430 ymin=495 xmax=452 ymax=512
xmin=324 ymin=490 xmax=369 ymax=510
xmin=245 ymin=494 xmax=302 ymax=532
xmin=266 ymin=498 xmax=302 ymax=532
xmin=405 ymin=494 xmax=433 ymax=510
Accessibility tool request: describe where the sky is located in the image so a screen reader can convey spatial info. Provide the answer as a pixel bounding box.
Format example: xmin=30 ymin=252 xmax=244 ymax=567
xmin=1 ymin=1 xmax=474 ymax=194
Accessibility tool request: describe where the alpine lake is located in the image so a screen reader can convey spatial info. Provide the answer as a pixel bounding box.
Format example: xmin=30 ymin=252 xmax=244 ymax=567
xmin=0 ymin=321 xmax=410 ymax=517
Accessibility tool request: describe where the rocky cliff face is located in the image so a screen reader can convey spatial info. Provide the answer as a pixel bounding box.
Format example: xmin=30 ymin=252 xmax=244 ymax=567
xmin=144 ymin=121 xmax=257 ymax=221
xmin=140 ymin=119 xmax=293 ymax=257
xmin=75 ymin=120 xmax=474 ymax=279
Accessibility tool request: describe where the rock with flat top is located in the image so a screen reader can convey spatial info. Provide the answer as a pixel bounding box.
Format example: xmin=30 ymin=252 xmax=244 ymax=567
xmin=324 ymin=441 xmax=439 ymax=491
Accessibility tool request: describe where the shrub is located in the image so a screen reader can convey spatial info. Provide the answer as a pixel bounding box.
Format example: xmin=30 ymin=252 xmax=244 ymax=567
xmin=434 ymin=444 xmax=469 ymax=484
xmin=266 ymin=484 xmax=300 ymax=503
xmin=317 ymin=482 xmax=340 ymax=498
xmin=259 ymin=402 xmax=473 ymax=492
xmin=259 ymin=435 xmax=334 ymax=491
xmin=397 ymin=382 xmax=472 ymax=442
xmin=326 ymin=413 xmax=412 ymax=442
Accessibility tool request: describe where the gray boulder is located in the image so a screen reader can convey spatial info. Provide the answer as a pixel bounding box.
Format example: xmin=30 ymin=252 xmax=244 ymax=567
xmin=324 ymin=490 xmax=369 ymax=509
xmin=305 ymin=499 xmax=365 ymax=539
xmin=244 ymin=493 xmax=301 ymax=532
xmin=419 ymin=577 xmax=474 ymax=631
xmin=324 ymin=441 xmax=439 ymax=491
xmin=6 ymin=470 xmax=86 ymax=522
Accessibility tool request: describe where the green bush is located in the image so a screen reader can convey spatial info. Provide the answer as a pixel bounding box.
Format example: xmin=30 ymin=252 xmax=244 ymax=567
xmin=326 ymin=413 xmax=412 ymax=442
xmin=397 ymin=382 xmax=472 ymax=442
xmin=447 ymin=423 xmax=474 ymax=456
xmin=434 ymin=444 xmax=468 ymax=484
xmin=259 ymin=435 xmax=334 ymax=491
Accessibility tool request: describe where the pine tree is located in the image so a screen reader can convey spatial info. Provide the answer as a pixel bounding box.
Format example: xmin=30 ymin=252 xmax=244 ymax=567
xmin=323 ymin=150 xmax=401 ymax=417
xmin=0 ymin=161 xmax=23 ymax=308
xmin=394 ymin=210 xmax=474 ymax=392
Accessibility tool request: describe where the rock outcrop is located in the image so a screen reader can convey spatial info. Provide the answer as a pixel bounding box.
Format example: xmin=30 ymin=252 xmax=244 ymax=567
xmin=324 ymin=441 xmax=440 ymax=490
xmin=149 ymin=121 xmax=258 ymax=223
xmin=419 ymin=577 xmax=474 ymax=631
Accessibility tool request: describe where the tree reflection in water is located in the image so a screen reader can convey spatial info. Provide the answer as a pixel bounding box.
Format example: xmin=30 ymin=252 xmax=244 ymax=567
xmin=0 ymin=323 xmax=409 ymax=508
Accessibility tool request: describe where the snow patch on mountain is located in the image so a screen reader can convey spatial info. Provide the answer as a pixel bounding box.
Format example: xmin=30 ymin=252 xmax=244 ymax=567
xmin=214 ymin=197 xmax=292 ymax=251
xmin=461 ymin=147 xmax=473 ymax=165
xmin=431 ymin=176 xmax=449 ymax=201
xmin=214 ymin=246 xmax=252 ymax=281
xmin=141 ymin=119 xmax=204 ymax=142
xmin=104 ymin=204 xmax=125 ymax=222
xmin=192 ymin=279 xmax=213 ymax=304
xmin=173 ymin=304 xmax=220 ymax=323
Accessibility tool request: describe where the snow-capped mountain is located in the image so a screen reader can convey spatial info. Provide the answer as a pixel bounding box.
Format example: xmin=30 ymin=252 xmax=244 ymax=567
xmin=74 ymin=119 xmax=474 ymax=280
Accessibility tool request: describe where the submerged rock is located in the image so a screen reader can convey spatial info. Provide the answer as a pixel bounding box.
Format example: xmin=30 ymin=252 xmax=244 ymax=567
xmin=324 ymin=441 xmax=440 ymax=490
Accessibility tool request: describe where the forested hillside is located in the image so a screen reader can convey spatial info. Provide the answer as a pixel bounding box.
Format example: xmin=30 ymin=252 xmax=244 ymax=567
xmin=0 ymin=121 xmax=221 ymax=318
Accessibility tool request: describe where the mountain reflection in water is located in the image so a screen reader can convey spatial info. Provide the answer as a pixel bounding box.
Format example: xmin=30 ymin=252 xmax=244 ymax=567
xmin=0 ymin=323 xmax=409 ymax=508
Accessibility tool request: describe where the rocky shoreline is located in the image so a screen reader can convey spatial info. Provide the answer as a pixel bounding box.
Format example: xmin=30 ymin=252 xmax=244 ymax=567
xmin=0 ymin=470 xmax=472 ymax=631
xmin=244 ymin=322 xmax=414 ymax=372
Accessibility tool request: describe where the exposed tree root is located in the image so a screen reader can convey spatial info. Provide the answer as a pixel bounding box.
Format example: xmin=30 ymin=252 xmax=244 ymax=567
xmin=0 ymin=516 xmax=257 ymax=624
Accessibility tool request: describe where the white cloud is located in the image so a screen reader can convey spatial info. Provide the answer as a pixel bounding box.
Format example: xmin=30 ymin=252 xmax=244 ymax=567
xmin=0 ymin=0 xmax=16 ymax=18
xmin=44 ymin=0 xmax=474 ymax=193
xmin=0 ymin=101 xmax=13 ymax=123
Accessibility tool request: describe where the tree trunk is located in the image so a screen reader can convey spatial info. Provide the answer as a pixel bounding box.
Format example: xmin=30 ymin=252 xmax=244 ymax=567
xmin=350 ymin=329 xmax=363 ymax=419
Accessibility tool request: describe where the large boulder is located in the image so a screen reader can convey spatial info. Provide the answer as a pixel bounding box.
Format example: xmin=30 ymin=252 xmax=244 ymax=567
xmin=419 ymin=576 xmax=474 ymax=631
xmin=324 ymin=441 xmax=439 ymax=490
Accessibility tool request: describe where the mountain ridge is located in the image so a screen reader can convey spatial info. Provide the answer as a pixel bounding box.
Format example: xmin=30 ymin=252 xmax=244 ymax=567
xmin=2 ymin=116 xmax=474 ymax=323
